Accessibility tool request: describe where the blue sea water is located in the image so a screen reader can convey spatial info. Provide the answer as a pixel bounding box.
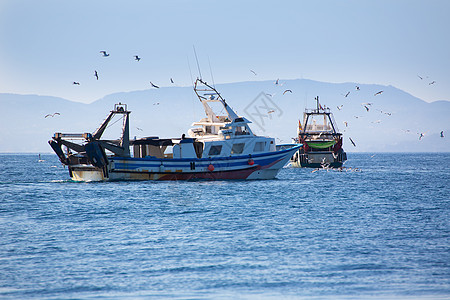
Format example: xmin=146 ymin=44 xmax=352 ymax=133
xmin=0 ymin=153 xmax=449 ymax=300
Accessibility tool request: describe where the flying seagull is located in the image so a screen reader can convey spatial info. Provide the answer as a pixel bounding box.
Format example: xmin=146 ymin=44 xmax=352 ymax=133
xmin=355 ymin=86 xmax=360 ymax=91
xmin=250 ymin=70 xmax=257 ymax=76
xmin=45 ymin=112 xmax=60 ymax=118
xmin=150 ymin=82 xmax=159 ymax=88
xmin=73 ymin=81 xmax=80 ymax=85
xmin=417 ymin=75 xmax=423 ymax=80
xmin=94 ymin=70 xmax=99 ymax=80
xmin=374 ymin=91 xmax=383 ymax=96
xmin=440 ymin=131 xmax=444 ymax=138
xmin=153 ymin=102 xmax=160 ymax=105
xmin=349 ymin=137 xmax=356 ymax=147
xmin=275 ymin=78 xmax=279 ymax=85
xmin=363 ymin=105 xmax=370 ymax=112
xmin=343 ymin=91 xmax=350 ymax=97
xmin=418 ymin=133 xmax=424 ymax=140
xmin=343 ymin=121 xmax=348 ymax=127
xmin=267 ymin=110 xmax=275 ymax=114
xmin=283 ymin=89 xmax=292 ymax=95
xmin=337 ymin=105 xmax=343 ymax=110
xmin=170 ymin=78 xmax=174 ymax=84
xmin=100 ymin=51 xmax=109 ymax=57
xmin=134 ymin=55 xmax=141 ymax=61
xmin=136 ymin=127 xmax=143 ymax=131
xmin=429 ymin=81 xmax=436 ymax=85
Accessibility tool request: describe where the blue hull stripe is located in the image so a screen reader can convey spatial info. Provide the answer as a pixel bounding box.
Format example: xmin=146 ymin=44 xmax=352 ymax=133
xmin=111 ymin=146 xmax=300 ymax=171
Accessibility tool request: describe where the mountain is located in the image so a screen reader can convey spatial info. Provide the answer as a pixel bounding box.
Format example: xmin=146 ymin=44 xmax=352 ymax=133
xmin=1 ymin=79 xmax=449 ymax=153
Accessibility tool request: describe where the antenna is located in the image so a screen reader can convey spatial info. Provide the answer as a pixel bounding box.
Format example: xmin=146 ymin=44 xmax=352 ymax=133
xmin=208 ymin=55 xmax=216 ymax=88
xmin=186 ymin=55 xmax=196 ymax=120
xmin=187 ymin=55 xmax=194 ymax=86
xmin=193 ymin=45 xmax=202 ymax=79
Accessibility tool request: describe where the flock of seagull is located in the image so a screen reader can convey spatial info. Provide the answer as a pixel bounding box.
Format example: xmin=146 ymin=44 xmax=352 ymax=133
xmin=71 ymin=51 xmax=169 ymax=90
xmin=255 ymin=71 xmax=445 ymax=146
xmin=48 ymin=57 xmax=446 ymax=144
xmin=49 ymin=50 xmax=171 ymax=118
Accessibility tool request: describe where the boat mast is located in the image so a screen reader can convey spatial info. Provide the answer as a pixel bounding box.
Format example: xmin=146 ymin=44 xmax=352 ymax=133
xmin=194 ymin=79 xmax=239 ymax=121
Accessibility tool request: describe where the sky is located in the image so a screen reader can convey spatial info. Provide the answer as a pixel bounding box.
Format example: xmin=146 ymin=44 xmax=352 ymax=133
xmin=0 ymin=0 xmax=449 ymax=104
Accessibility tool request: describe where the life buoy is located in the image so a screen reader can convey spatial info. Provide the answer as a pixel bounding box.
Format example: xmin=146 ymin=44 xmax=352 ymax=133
xmin=248 ymin=158 xmax=254 ymax=165
xmin=208 ymin=164 xmax=214 ymax=171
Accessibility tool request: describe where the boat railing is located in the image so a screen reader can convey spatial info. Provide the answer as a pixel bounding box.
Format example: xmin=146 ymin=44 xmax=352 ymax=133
xmin=328 ymin=113 xmax=340 ymax=133
xmin=305 ymin=107 xmax=331 ymax=114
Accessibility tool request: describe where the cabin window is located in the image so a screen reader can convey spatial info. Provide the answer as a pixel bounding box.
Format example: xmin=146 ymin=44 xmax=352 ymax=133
xmin=235 ymin=126 xmax=249 ymax=135
xmin=208 ymin=145 xmax=222 ymax=156
xmin=231 ymin=143 xmax=245 ymax=154
xmin=205 ymin=126 xmax=212 ymax=134
xmin=254 ymin=142 xmax=265 ymax=152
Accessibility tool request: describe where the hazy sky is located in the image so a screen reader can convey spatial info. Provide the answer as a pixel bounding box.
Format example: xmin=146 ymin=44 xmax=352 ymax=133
xmin=0 ymin=0 xmax=448 ymax=104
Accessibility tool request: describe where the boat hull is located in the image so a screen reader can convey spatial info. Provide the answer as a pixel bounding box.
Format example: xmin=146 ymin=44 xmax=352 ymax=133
xmin=290 ymin=149 xmax=347 ymax=168
xmin=68 ymin=146 xmax=300 ymax=181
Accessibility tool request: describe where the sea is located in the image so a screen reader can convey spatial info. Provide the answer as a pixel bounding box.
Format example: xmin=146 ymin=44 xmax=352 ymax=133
xmin=0 ymin=153 xmax=449 ymax=300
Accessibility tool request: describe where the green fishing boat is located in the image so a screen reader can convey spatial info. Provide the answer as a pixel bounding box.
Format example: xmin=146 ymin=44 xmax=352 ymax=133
xmin=291 ymin=96 xmax=347 ymax=168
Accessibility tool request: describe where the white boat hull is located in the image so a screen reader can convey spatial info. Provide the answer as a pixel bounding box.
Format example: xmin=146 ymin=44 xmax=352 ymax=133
xmin=69 ymin=146 xmax=300 ymax=181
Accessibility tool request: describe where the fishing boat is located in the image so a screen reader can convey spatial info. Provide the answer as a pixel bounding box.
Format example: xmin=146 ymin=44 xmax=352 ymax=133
xmin=49 ymin=79 xmax=300 ymax=181
xmin=290 ymin=96 xmax=347 ymax=168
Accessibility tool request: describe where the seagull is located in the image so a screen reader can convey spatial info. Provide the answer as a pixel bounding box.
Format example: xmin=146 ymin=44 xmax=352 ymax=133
xmin=417 ymin=75 xmax=423 ymax=80
xmin=134 ymin=55 xmax=141 ymax=61
xmin=265 ymin=93 xmax=273 ymax=97
xmin=170 ymin=78 xmax=174 ymax=84
xmin=418 ymin=133 xmax=424 ymax=140
xmin=73 ymin=81 xmax=80 ymax=85
xmin=153 ymin=102 xmax=160 ymax=105
xmin=361 ymin=102 xmax=373 ymax=106
xmin=384 ymin=112 xmax=392 ymax=116
xmin=429 ymin=81 xmax=436 ymax=85
xmin=250 ymin=70 xmax=257 ymax=76
xmin=283 ymin=89 xmax=292 ymax=95
xmin=342 ymin=91 xmax=350 ymax=97
xmin=100 ymin=51 xmax=109 ymax=57
xmin=440 ymin=131 xmax=444 ymax=138
xmin=267 ymin=110 xmax=275 ymax=114
xmin=374 ymin=91 xmax=383 ymax=96
xmin=45 ymin=112 xmax=60 ymax=118
xmin=355 ymin=86 xmax=360 ymax=91
xmin=94 ymin=70 xmax=99 ymax=80
xmin=275 ymin=78 xmax=279 ymax=85
xmin=371 ymin=120 xmax=381 ymax=124
xmin=136 ymin=127 xmax=143 ymax=131
xmin=343 ymin=121 xmax=348 ymax=127
xmin=337 ymin=105 xmax=344 ymax=110
xmin=349 ymin=137 xmax=356 ymax=147
xmin=364 ymin=105 xmax=370 ymax=112
xmin=150 ymin=82 xmax=159 ymax=88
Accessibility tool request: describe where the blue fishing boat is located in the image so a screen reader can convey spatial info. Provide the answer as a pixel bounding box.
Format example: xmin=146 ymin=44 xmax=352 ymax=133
xmin=49 ymin=79 xmax=300 ymax=181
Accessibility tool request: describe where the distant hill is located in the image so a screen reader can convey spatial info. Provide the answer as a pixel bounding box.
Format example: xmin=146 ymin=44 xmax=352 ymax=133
xmin=1 ymin=79 xmax=449 ymax=153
